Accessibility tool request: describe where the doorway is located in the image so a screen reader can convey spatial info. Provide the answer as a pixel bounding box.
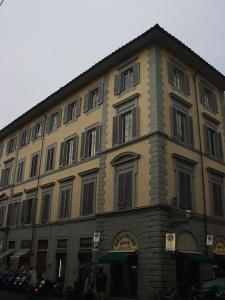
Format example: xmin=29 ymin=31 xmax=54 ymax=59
xmin=56 ymin=253 xmax=67 ymax=280
xmin=36 ymin=251 xmax=47 ymax=278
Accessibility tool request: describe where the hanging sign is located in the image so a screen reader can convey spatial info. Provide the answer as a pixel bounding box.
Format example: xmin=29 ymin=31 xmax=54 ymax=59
xmin=206 ymin=235 xmax=214 ymax=246
xmin=165 ymin=233 xmax=176 ymax=252
xmin=213 ymin=237 xmax=225 ymax=255
xmin=113 ymin=232 xmax=137 ymax=251
xmin=92 ymin=232 xmax=101 ymax=251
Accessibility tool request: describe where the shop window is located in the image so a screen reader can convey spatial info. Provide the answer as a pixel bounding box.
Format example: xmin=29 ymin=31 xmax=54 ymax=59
xmin=209 ymin=173 xmax=224 ymax=217
xmin=15 ymin=159 xmax=25 ymax=183
xmin=40 ymin=189 xmax=52 ymax=224
xmin=80 ymin=125 xmax=101 ymax=159
xmin=111 ymin=152 xmax=139 ymax=211
xmin=199 ymin=83 xmax=217 ymax=112
xmin=59 ymin=136 xmax=77 ymax=167
xmin=112 ymin=96 xmax=139 ymax=146
xmin=58 ymin=184 xmax=72 ymax=220
xmin=19 ymin=129 xmax=31 ymax=148
xmin=168 ymin=61 xmax=190 ymax=95
xmin=174 ymin=157 xmax=195 ymax=210
xmin=31 ymin=120 xmax=45 ymax=141
xmin=171 ymin=101 xmax=194 ymax=147
xmin=114 ymin=62 xmax=140 ymax=95
xmin=46 ymin=111 xmax=62 ymax=133
xmin=204 ymin=122 xmax=223 ymax=161
xmin=0 ymin=160 xmax=13 ymax=188
xmin=83 ymin=83 xmax=104 ymax=113
xmin=45 ymin=145 xmax=56 ymax=172
xmin=30 ymin=152 xmax=39 ymax=178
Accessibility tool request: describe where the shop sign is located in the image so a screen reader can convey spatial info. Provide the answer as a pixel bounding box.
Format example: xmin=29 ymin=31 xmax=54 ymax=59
xmin=92 ymin=232 xmax=101 ymax=252
xmin=206 ymin=235 xmax=214 ymax=246
xmin=113 ymin=232 xmax=137 ymax=251
xmin=213 ymin=237 xmax=225 ymax=255
xmin=165 ymin=233 xmax=176 ymax=252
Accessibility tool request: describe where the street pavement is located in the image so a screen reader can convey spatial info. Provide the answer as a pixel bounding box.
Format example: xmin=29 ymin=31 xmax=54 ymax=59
xmin=0 ymin=289 xmax=67 ymax=300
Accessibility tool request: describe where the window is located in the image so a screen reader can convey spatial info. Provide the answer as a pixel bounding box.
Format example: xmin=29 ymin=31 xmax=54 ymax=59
xmin=80 ymin=125 xmax=101 ymax=159
xmin=59 ymin=136 xmax=77 ymax=167
xmin=80 ymin=237 xmax=92 ymax=248
xmin=19 ymin=129 xmax=31 ymax=148
xmin=6 ymin=136 xmax=17 ymax=154
xmin=168 ymin=62 xmax=190 ymax=95
xmin=8 ymin=241 xmax=15 ymax=249
xmin=0 ymin=161 xmax=13 ymax=188
xmin=113 ymin=102 xmax=138 ymax=146
xmin=64 ymin=98 xmax=81 ymax=123
xmin=83 ymin=83 xmax=104 ymax=113
xmin=114 ymin=62 xmax=140 ymax=95
xmin=199 ymin=83 xmax=217 ymax=112
xmin=16 ymin=159 xmax=25 ymax=183
xmin=204 ymin=123 xmax=223 ymax=161
xmin=57 ymin=239 xmax=68 ymax=249
xmin=38 ymin=239 xmax=48 ymax=250
xmin=21 ymin=198 xmax=35 ymax=225
xmin=0 ymin=206 xmax=5 ymax=227
xmin=45 ymin=145 xmax=56 ymax=172
xmin=6 ymin=202 xmax=20 ymax=226
xmin=209 ymin=173 xmax=224 ymax=217
xmin=30 ymin=153 xmax=39 ymax=177
xmin=0 ymin=144 xmax=4 ymax=159
xmin=40 ymin=190 xmax=51 ymax=224
xmin=175 ymin=158 xmax=195 ymax=210
xmin=31 ymin=120 xmax=44 ymax=141
xmin=58 ymin=184 xmax=72 ymax=219
xmin=46 ymin=111 xmax=62 ymax=133
xmin=172 ymin=104 xmax=194 ymax=146
xmin=21 ymin=240 xmax=31 ymax=249
xmin=111 ymin=152 xmax=139 ymax=211
xmin=81 ymin=180 xmax=95 ymax=216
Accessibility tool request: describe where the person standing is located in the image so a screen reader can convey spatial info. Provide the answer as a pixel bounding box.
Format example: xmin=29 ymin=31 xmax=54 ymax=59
xmin=96 ymin=266 xmax=107 ymax=300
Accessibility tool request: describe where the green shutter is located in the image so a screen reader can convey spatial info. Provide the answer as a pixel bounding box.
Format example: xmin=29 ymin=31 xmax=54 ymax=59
xmin=95 ymin=126 xmax=101 ymax=154
xmin=179 ymin=171 xmax=186 ymax=209
xmin=97 ymin=83 xmax=104 ymax=105
xmin=21 ymin=200 xmax=27 ymax=224
xmin=132 ymin=107 xmax=138 ymax=139
xmin=80 ymin=132 xmax=86 ymax=159
xmin=72 ymin=136 xmax=78 ymax=162
xmin=63 ymin=105 xmax=68 ymax=124
xmin=26 ymin=128 xmax=31 ymax=144
xmin=114 ymin=74 xmax=121 ymax=95
xmin=184 ymin=73 xmax=190 ymax=95
xmin=125 ymin=172 xmax=133 ymax=209
xmin=46 ymin=116 xmax=51 ymax=133
xmin=83 ymin=94 xmax=89 ymax=113
xmin=76 ymin=98 xmax=81 ymax=117
xmin=217 ymin=132 xmax=223 ymax=160
xmin=204 ymin=125 xmax=210 ymax=154
xmin=199 ymin=83 xmax=205 ymax=105
xmin=31 ymin=126 xmax=36 ymax=141
xmin=112 ymin=116 xmax=119 ymax=146
xmin=188 ymin=116 xmax=194 ymax=146
xmin=6 ymin=204 xmax=12 ymax=226
xmin=212 ymin=93 xmax=218 ymax=113
xmin=172 ymin=107 xmax=178 ymax=139
xmin=133 ymin=62 xmax=140 ymax=86
xmin=168 ymin=62 xmax=174 ymax=85
xmin=82 ymin=184 xmax=89 ymax=215
xmin=57 ymin=109 xmax=62 ymax=128
xmin=117 ymin=174 xmax=125 ymax=210
xmin=59 ymin=142 xmax=65 ymax=167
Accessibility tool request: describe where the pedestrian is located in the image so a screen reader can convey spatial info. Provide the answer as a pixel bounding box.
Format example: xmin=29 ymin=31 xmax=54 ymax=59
xmin=27 ymin=267 xmax=38 ymax=300
xmin=96 ymin=266 xmax=107 ymax=300
xmin=83 ymin=269 xmax=95 ymax=300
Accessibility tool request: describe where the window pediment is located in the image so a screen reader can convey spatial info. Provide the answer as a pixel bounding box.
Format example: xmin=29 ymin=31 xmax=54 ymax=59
xmin=111 ymin=152 xmax=140 ymax=166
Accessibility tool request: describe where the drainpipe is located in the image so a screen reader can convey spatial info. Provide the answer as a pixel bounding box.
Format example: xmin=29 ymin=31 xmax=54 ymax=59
xmin=193 ymin=66 xmax=208 ymax=256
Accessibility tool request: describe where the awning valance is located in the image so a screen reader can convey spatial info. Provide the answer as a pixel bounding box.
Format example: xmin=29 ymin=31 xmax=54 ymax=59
xmin=10 ymin=249 xmax=30 ymax=259
xmin=175 ymin=251 xmax=214 ymax=263
xmin=99 ymin=251 xmax=136 ymax=264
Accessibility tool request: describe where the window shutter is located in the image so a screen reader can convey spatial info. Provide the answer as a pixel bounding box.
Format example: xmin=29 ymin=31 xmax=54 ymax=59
xmin=72 ymin=136 xmax=78 ymax=163
xmin=132 ymin=107 xmax=138 ymax=139
xmin=26 ymin=129 xmax=31 ymax=144
xmin=83 ymin=94 xmax=89 ymax=113
xmin=112 ymin=116 xmax=119 ymax=146
xmin=59 ymin=190 xmax=65 ymax=218
xmin=57 ymin=109 xmax=62 ymax=128
xmin=118 ymin=174 xmax=125 ymax=210
xmin=114 ymin=74 xmax=121 ymax=95
xmin=168 ymin=62 xmax=174 ymax=85
xmin=95 ymin=126 xmax=101 ymax=154
xmin=21 ymin=201 xmax=27 ymax=224
xmin=13 ymin=137 xmax=17 ymax=152
xmin=63 ymin=105 xmax=68 ymax=124
xmin=185 ymin=173 xmax=192 ymax=210
xmin=31 ymin=126 xmax=36 ymax=141
xmin=188 ymin=116 xmax=194 ymax=146
xmin=46 ymin=117 xmax=51 ymax=133
xmin=80 ymin=132 xmax=86 ymax=160
xmin=87 ymin=182 xmax=94 ymax=215
xmin=172 ymin=107 xmax=178 ymax=138
xmin=125 ymin=172 xmax=133 ymax=208
xmin=184 ymin=73 xmax=190 ymax=95
xmin=76 ymin=98 xmax=81 ymax=117
xmin=40 ymin=121 xmax=45 ymax=136
xmin=0 ymin=169 xmax=5 ymax=188
xmin=179 ymin=171 xmax=186 ymax=209
xmin=217 ymin=132 xmax=223 ymax=160
xmin=29 ymin=199 xmax=35 ymax=224
xmin=82 ymin=184 xmax=89 ymax=215
xmin=64 ymin=188 xmax=71 ymax=218
xmin=203 ymin=125 xmax=210 ymax=154
xmin=6 ymin=204 xmax=12 ymax=226
xmin=118 ymin=116 xmax=123 ymax=145
xmin=16 ymin=203 xmax=21 ymax=225
xmin=18 ymin=133 xmax=23 ymax=148
xmin=41 ymin=193 xmax=50 ymax=223
xmin=59 ymin=142 xmax=65 ymax=167
xmin=133 ymin=62 xmax=140 ymax=86
xmin=97 ymin=83 xmax=104 ymax=105
xmin=212 ymin=93 xmax=218 ymax=113
xmin=199 ymin=83 xmax=205 ymax=105
xmin=0 ymin=206 xmax=5 ymax=227
xmin=6 ymin=141 xmax=9 ymax=154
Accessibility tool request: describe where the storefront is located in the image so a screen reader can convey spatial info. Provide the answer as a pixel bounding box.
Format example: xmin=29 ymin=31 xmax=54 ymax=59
xmin=212 ymin=237 xmax=225 ymax=278
xmin=99 ymin=231 xmax=138 ymax=298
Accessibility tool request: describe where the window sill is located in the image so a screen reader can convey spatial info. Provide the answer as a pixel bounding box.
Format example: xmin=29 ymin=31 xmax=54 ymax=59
xmin=171 ymin=85 xmax=189 ymax=97
xmin=64 ymin=117 xmax=78 ymax=127
xmin=116 ymin=86 xmax=136 ymax=98
xmin=84 ymin=105 xmax=101 ymax=116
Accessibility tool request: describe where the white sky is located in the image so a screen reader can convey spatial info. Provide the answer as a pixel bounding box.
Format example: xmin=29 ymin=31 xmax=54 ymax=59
xmin=0 ymin=0 xmax=225 ymax=130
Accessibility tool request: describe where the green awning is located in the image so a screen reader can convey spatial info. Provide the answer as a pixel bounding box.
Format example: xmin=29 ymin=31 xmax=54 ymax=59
xmin=99 ymin=251 xmax=136 ymax=264
xmin=176 ymin=251 xmax=214 ymax=263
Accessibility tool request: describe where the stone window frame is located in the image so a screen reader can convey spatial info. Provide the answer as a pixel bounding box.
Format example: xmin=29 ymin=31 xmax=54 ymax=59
xmin=46 ymin=109 xmax=62 ymax=134
xmin=112 ymin=94 xmax=139 ymax=146
xmin=80 ymin=171 xmax=97 ymax=217
xmin=63 ymin=97 xmax=81 ymax=125
xmin=80 ymin=123 xmax=101 ymax=160
xmin=171 ymin=97 xmax=194 ymax=147
xmin=31 ymin=119 xmax=45 ymax=141
xmin=114 ymin=61 xmax=140 ymax=96
xmin=83 ymin=82 xmax=104 ymax=114
xmin=111 ymin=152 xmax=139 ymax=211
xmin=15 ymin=158 xmax=26 ymax=184
xmin=6 ymin=195 xmax=22 ymax=227
xmin=59 ymin=134 xmax=78 ymax=167
xmin=168 ymin=60 xmax=190 ymax=95
xmin=208 ymin=172 xmax=225 ymax=218
xmin=6 ymin=135 xmax=17 ymax=155
xmin=199 ymin=80 xmax=218 ymax=113
xmin=173 ymin=155 xmax=196 ymax=211
xmin=58 ymin=180 xmax=73 ymax=220
xmin=0 ymin=159 xmax=14 ymax=189
xmin=40 ymin=187 xmax=52 ymax=224
xmin=19 ymin=128 xmax=31 ymax=149
xmin=20 ymin=191 xmax=36 ymax=225
xmin=30 ymin=151 xmax=40 ymax=178
xmin=45 ymin=143 xmax=57 ymax=173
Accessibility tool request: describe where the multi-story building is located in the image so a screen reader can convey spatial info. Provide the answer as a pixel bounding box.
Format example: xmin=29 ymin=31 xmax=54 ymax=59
xmin=0 ymin=24 xmax=225 ymax=299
